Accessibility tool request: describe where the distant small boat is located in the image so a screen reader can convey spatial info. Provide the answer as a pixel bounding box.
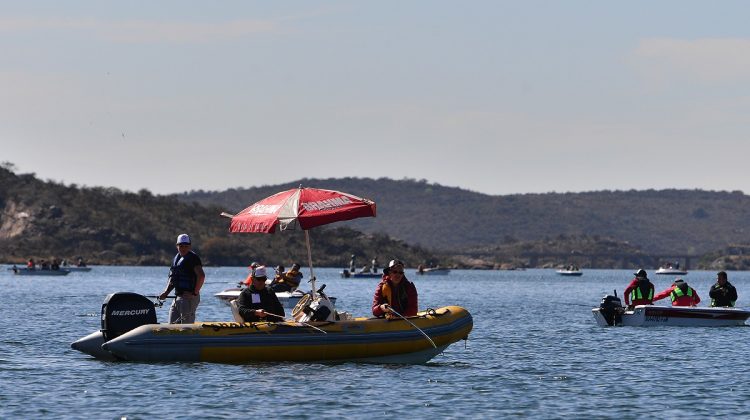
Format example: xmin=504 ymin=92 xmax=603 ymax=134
xmin=340 ymin=269 xmax=382 ymax=278
xmin=9 ymin=267 xmax=70 ymax=276
xmin=215 ymin=287 xmax=337 ymax=308
xmin=556 ymin=268 xmax=583 ymax=276
xmin=655 ymin=262 xmax=687 ymax=275
xmin=417 ymin=267 xmax=451 ymax=276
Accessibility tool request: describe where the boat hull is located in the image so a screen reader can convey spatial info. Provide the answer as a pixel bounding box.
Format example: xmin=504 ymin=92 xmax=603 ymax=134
xmin=340 ymin=270 xmax=381 ymax=278
xmin=417 ymin=268 xmax=451 ymax=275
xmin=88 ymin=306 xmax=472 ymax=364
xmin=556 ymin=270 xmax=583 ymax=276
xmin=9 ymin=268 xmax=70 ymax=276
xmin=592 ymin=305 xmax=750 ymax=327
xmin=655 ymin=269 xmax=688 ymax=275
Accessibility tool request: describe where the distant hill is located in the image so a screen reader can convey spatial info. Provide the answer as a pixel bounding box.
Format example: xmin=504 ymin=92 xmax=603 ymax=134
xmin=177 ymin=178 xmax=750 ymax=255
xmin=0 ymin=165 xmax=440 ymax=267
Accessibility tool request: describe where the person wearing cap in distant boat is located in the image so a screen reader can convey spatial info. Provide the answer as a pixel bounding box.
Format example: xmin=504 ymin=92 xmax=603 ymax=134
xmin=159 ymin=234 xmax=206 ymax=323
xmin=237 ymin=266 xmax=285 ymax=322
xmin=709 ymin=271 xmax=738 ymax=307
xmin=653 ymin=278 xmax=701 ymax=307
xmin=241 ymin=261 xmax=261 ymax=287
xmin=372 ymin=259 xmax=418 ymax=319
xmin=623 ymin=269 xmax=655 ymax=308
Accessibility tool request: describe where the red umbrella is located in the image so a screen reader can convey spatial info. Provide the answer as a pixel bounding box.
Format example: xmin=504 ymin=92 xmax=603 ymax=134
xmin=223 ymin=187 xmax=376 ymax=297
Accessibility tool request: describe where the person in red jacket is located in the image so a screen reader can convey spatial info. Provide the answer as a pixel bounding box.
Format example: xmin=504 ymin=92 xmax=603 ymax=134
xmin=372 ymin=259 xmax=418 ymax=318
xmin=653 ymin=278 xmax=701 ymax=306
xmin=623 ymin=269 xmax=655 ymax=308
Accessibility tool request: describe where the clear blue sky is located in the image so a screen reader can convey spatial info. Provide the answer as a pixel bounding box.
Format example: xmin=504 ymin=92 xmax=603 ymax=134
xmin=2 ymin=1 xmax=750 ymax=195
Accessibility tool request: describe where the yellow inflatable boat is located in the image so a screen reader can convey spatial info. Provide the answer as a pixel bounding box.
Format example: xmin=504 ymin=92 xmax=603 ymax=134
xmin=72 ymin=293 xmax=473 ymax=364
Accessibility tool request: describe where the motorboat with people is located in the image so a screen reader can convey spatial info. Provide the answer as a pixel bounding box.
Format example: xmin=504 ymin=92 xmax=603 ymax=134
xmin=214 ymin=287 xmax=337 ymax=308
xmin=8 ymin=266 xmax=71 ymax=276
xmin=556 ymin=265 xmax=583 ymax=276
xmin=71 ymin=291 xmax=473 ymax=364
xmin=655 ymin=262 xmax=688 ymax=275
xmin=592 ymin=292 xmax=750 ymax=327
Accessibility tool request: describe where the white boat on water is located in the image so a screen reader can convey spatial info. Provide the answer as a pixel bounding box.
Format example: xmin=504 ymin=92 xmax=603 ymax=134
xmin=592 ymin=293 xmax=750 ymax=327
xmin=655 ymin=262 xmax=687 ymax=275
xmin=556 ymin=269 xmax=583 ymax=276
xmin=8 ymin=267 xmax=70 ymax=276
xmin=417 ymin=267 xmax=451 ymax=276
xmin=214 ymin=287 xmax=337 ymax=308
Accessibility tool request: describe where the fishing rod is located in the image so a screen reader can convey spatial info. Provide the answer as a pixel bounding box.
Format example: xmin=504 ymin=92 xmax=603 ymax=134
xmin=384 ymin=304 xmax=437 ymax=348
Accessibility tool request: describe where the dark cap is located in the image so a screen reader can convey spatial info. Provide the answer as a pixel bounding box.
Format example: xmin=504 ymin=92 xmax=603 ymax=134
xmin=634 ymin=269 xmax=647 ymax=278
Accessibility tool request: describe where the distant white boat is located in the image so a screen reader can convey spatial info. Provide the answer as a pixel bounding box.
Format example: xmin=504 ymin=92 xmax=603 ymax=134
xmin=556 ymin=268 xmax=583 ymax=276
xmin=214 ymin=287 xmax=337 ymax=308
xmin=417 ymin=267 xmax=451 ymax=275
xmin=655 ymin=262 xmax=687 ymax=275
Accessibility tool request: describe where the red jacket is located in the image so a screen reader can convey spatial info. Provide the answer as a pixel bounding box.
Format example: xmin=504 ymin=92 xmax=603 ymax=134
xmin=372 ymin=275 xmax=418 ymax=317
xmin=624 ymin=278 xmax=655 ymax=305
xmin=654 ymin=284 xmax=701 ymax=306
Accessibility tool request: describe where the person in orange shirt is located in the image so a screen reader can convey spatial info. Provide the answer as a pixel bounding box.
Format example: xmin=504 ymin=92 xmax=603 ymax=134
xmin=653 ymin=278 xmax=701 ymax=307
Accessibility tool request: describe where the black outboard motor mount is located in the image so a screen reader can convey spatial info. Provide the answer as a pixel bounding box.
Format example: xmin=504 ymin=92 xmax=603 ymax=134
xmin=101 ymin=292 xmax=158 ymax=341
xmin=599 ymin=291 xmax=624 ymax=327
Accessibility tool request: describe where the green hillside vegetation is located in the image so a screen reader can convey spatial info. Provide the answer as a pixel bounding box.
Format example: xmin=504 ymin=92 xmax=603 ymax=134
xmin=179 ymin=177 xmax=750 ymax=256
xmin=0 ymin=164 xmax=440 ymax=267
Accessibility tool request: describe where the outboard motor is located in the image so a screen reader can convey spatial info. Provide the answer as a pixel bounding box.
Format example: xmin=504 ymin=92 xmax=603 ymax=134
xmin=293 ymin=284 xmax=337 ymax=322
xmin=101 ymin=292 xmax=158 ymax=341
xmin=598 ymin=291 xmax=624 ymax=326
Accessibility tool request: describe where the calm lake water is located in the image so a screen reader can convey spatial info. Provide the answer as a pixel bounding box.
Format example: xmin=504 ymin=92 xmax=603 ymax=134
xmin=2 ymin=266 xmax=750 ymax=419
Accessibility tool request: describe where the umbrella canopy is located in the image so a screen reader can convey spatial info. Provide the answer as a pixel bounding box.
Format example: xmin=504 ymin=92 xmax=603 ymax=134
xmin=225 ymin=187 xmax=376 ymax=300
xmin=229 ymin=187 xmax=376 ymax=233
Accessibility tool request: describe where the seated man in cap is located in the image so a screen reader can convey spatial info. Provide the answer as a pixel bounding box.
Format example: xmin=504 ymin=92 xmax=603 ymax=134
xmin=237 ymin=266 xmax=285 ymax=322
xmin=372 ymin=259 xmax=418 ymax=319
xmin=653 ymin=278 xmax=701 ymax=307
xmin=269 ymin=263 xmax=303 ymax=293
xmin=159 ymin=233 xmax=206 ymax=323
xmin=623 ymin=269 xmax=655 ymax=309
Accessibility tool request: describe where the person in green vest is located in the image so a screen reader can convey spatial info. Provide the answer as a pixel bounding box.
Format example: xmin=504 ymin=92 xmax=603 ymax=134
xmin=709 ymin=271 xmax=738 ymax=307
xmin=654 ymin=278 xmax=701 ymax=307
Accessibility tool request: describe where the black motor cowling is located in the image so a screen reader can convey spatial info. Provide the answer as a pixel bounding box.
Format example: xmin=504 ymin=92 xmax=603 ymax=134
xmin=598 ymin=294 xmax=624 ymax=326
xmin=101 ymin=292 xmax=157 ymax=341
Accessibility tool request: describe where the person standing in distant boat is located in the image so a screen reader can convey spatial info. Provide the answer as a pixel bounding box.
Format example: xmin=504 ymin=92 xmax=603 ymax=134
xmin=27 ymin=258 xmax=36 ymax=270
xmin=709 ymin=271 xmax=738 ymax=307
xmin=159 ymin=234 xmax=205 ymax=323
xmin=372 ymin=259 xmax=418 ymax=318
xmin=623 ymin=269 xmax=655 ymax=309
xmin=653 ymin=278 xmax=700 ymax=307
xmin=371 ymin=256 xmax=379 ymax=274
xmin=349 ymin=254 xmax=356 ymax=273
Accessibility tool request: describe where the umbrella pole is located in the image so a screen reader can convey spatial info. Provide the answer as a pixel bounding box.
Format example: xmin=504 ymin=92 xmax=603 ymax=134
xmin=304 ymin=230 xmax=317 ymax=299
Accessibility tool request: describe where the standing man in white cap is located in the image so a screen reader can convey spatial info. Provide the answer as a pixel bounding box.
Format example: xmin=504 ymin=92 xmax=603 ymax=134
xmin=159 ymin=233 xmax=206 ymax=323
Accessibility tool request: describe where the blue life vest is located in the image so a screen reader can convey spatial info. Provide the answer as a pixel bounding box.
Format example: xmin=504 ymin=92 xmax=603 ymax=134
xmin=170 ymin=253 xmax=197 ymax=293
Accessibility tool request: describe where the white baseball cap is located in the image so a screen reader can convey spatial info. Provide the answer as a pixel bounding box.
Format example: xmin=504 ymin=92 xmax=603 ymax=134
xmin=252 ymin=266 xmax=268 ymax=278
xmin=176 ymin=234 xmax=191 ymax=245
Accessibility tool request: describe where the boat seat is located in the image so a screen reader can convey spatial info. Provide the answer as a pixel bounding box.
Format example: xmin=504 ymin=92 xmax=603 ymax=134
xmin=229 ymin=299 xmax=244 ymax=323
